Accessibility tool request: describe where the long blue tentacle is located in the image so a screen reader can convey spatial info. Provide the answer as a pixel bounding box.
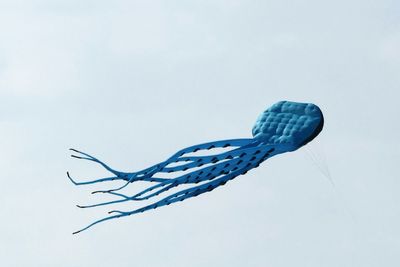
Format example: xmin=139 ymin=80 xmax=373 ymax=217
xmin=78 ymin=156 xmax=246 ymax=208
xmin=98 ymin=139 xmax=260 ymax=193
xmin=77 ymin=144 xmax=272 ymax=208
xmin=73 ymin=165 xmax=255 ymax=234
xmin=68 ymin=138 xmax=256 ymax=188
xmin=160 ymin=143 xmax=261 ymax=173
xmin=73 ymin=146 xmax=275 ymax=234
xmin=118 ymin=144 xmax=273 ymax=200
xmin=68 ymin=149 xmax=164 ymax=185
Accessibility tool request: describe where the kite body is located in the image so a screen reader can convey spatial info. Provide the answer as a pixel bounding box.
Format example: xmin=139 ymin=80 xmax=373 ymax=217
xmin=68 ymin=101 xmax=323 ymax=233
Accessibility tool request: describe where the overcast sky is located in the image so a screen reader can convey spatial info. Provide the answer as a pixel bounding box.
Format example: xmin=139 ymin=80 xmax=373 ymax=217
xmin=0 ymin=1 xmax=399 ymax=266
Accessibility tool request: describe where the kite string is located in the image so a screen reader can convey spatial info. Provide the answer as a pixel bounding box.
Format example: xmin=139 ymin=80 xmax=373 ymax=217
xmin=303 ymin=144 xmax=356 ymax=224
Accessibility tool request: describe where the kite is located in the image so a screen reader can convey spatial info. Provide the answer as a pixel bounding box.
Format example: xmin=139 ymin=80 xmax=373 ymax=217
xmin=68 ymin=100 xmax=324 ymax=234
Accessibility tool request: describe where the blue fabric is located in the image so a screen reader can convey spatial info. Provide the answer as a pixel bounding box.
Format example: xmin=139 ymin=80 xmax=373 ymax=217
xmin=68 ymin=101 xmax=324 ymax=234
xmin=252 ymin=101 xmax=324 ymax=150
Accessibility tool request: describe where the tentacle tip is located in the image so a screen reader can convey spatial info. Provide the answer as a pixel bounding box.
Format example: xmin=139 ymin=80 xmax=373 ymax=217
xmin=91 ymin=190 xmax=106 ymax=194
xmin=76 ymin=205 xmax=86 ymax=209
xmin=108 ymin=210 xmax=123 ymax=215
xmin=72 ymin=230 xmax=81 ymax=235
xmin=66 ymin=171 xmax=77 ymax=185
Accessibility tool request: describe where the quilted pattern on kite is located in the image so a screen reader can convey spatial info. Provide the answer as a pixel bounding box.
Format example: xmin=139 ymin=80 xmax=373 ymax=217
xmin=252 ymin=101 xmax=323 ymax=149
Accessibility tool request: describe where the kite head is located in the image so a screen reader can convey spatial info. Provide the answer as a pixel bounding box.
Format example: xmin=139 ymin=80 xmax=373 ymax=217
xmin=252 ymin=101 xmax=324 ymax=151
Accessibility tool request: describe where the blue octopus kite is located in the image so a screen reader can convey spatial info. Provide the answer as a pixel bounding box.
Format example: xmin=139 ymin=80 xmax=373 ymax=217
xmin=68 ymin=101 xmax=324 ymax=234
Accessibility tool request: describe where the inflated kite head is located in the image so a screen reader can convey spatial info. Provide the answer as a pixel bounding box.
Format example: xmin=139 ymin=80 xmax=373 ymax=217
xmin=252 ymin=101 xmax=324 ymax=151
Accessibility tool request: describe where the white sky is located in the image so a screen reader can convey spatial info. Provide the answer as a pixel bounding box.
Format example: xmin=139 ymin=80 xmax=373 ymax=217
xmin=0 ymin=1 xmax=399 ymax=266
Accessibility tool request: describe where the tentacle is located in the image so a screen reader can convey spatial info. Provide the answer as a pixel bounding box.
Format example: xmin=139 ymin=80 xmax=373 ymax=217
xmin=73 ymin=146 xmax=277 ymax=234
xmin=73 ymin=213 xmax=123 ymax=234
xmin=134 ymin=153 xmax=261 ymax=200
xmin=161 ymin=149 xmax=247 ymax=173
xmin=127 ymin=144 xmax=273 ymax=199
xmin=68 ymin=139 xmax=257 ymax=187
xmin=67 ymin=168 xmax=169 ymax=191
xmin=166 ymin=138 xmax=257 ymax=159
xmin=67 ymin=172 xmax=122 ymax=185
xmin=141 ymin=146 xmax=277 ymax=199
xmin=68 ymin=150 xmax=168 ymax=189
xmin=69 ymin=149 xmax=124 ymax=176
xmin=132 ymin=138 xmax=257 ymax=176
xmin=90 ymin=173 xmax=171 ymax=195
xmin=76 ymin=145 xmax=275 ymax=209
xmin=71 ymin=139 xmax=272 ymax=233
xmin=132 ymin=138 xmax=258 ymax=177
xmin=74 ymin=164 xmax=256 ymax=234
xmin=104 ymin=145 xmax=266 ymax=202
xmin=73 ymin=150 xmax=269 ymax=234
